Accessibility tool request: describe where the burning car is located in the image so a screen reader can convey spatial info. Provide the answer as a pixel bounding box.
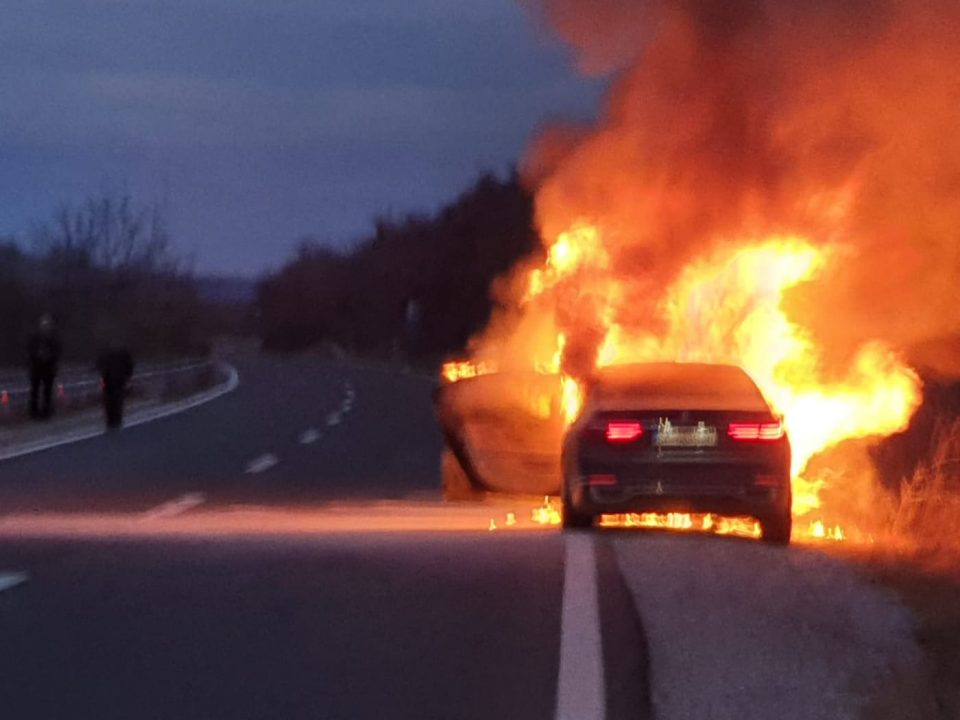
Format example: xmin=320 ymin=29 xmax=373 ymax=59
xmin=435 ymin=360 xmax=792 ymax=543
xmin=560 ymin=362 xmax=792 ymax=543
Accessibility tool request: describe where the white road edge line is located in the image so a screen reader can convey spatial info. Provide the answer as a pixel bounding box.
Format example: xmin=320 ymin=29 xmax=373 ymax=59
xmin=0 ymin=363 xmax=240 ymax=463
xmin=244 ymin=453 xmax=279 ymax=474
xmin=124 ymin=364 xmax=240 ymax=429
xmin=555 ymin=532 xmax=606 ymax=720
xmin=0 ymin=426 xmax=104 ymax=463
xmin=0 ymin=572 xmax=29 ymax=593
xmin=143 ymin=493 xmax=206 ymax=520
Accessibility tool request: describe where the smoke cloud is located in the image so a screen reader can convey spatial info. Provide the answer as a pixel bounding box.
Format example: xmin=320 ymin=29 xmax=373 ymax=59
xmin=505 ymin=0 xmax=960 ymax=376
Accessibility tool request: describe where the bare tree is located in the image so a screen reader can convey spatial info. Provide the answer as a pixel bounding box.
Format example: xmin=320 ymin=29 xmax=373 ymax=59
xmin=26 ymin=193 xmax=204 ymax=359
xmin=33 ymin=194 xmax=179 ymax=274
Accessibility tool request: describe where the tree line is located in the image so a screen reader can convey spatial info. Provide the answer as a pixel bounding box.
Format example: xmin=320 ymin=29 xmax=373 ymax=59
xmin=0 ymin=194 xmax=212 ymax=367
xmin=258 ymin=171 xmax=539 ymax=362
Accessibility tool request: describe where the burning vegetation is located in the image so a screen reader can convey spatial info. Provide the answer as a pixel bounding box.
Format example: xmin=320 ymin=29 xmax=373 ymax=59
xmin=443 ymin=0 xmax=960 ymax=541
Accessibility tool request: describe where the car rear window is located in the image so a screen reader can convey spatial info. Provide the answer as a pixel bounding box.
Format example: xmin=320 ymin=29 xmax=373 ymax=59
xmin=590 ymin=363 xmax=771 ymax=412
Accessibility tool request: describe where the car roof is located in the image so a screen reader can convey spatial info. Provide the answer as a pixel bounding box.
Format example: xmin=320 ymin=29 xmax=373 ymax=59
xmin=587 ymin=362 xmax=771 ymax=412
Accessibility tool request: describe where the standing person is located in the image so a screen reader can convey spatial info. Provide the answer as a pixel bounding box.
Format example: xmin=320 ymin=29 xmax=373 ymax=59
xmin=26 ymin=313 xmax=62 ymax=420
xmin=97 ymin=345 xmax=134 ymax=429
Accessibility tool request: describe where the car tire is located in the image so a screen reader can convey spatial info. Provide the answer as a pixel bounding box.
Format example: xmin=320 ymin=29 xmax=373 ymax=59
xmin=441 ymin=448 xmax=482 ymax=502
xmin=561 ymin=487 xmax=594 ymax=530
xmin=760 ymin=510 xmax=792 ymax=545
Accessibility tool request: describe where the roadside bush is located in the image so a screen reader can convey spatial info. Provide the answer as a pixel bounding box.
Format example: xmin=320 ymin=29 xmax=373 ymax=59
xmin=894 ymin=417 xmax=960 ymax=552
xmin=258 ymin=171 xmax=539 ymax=362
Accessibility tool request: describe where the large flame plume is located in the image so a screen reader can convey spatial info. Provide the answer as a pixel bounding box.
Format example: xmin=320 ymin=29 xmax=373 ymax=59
xmin=450 ymin=0 xmax=960 ymax=538
xmin=517 ymin=0 xmax=960 ymax=370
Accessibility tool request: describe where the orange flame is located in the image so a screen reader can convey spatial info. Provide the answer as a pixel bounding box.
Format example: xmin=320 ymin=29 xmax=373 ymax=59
xmin=444 ymin=0 xmax=960 ymax=541
xmin=450 ymin=226 xmax=923 ymax=541
xmin=442 ymin=360 xmax=497 ymax=384
xmin=546 ymin=228 xmax=922 ymax=536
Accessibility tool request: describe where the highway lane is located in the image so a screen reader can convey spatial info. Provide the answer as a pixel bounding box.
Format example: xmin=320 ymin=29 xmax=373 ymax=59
xmin=0 ymin=534 xmax=568 ymax=720
xmin=0 ymin=352 xmax=923 ymax=719
xmin=0 ymin=354 xmax=441 ymax=514
xmin=0 ymin=353 xmax=647 ymax=720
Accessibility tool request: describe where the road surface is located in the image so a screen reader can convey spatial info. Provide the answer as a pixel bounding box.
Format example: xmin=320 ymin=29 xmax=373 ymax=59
xmin=0 ymin=353 xmax=921 ymax=719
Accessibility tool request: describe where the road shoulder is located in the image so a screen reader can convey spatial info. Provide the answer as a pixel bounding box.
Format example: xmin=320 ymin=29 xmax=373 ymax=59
xmin=0 ymin=363 xmax=238 ymax=462
xmin=612 ymin=533 xmax=923 ymax=720
xmin=853 ymin=548 xmax=958 ymax=719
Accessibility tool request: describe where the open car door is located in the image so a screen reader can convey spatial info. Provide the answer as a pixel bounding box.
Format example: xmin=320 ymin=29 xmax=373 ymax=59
xmin=434 ymin=372 xmax=564 ymax=497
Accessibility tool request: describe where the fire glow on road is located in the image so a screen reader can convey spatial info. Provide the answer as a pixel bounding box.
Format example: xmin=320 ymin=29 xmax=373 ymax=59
xmin=0 ymin=500 xmax=561 ymax=539
xmin=518 ymin=497 xmax=846 ymax=544
xmin=0 ymin=496 xmax=864 ymax=556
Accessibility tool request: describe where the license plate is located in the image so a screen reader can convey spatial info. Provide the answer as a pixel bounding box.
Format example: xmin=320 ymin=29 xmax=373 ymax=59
xmin=656 ymin=424 xmax=717 ymax=447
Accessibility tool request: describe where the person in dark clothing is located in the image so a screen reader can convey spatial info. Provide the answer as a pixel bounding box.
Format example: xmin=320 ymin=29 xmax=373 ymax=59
xmin=96 ymin=346 xmax=134 ymax=429
xmin=26 ymin=314 xmax=62 ymax=419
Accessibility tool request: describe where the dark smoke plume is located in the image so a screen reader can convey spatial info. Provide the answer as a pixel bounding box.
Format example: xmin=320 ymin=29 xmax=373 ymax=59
xmin=515 ymin=0 xmax=960 ymax=376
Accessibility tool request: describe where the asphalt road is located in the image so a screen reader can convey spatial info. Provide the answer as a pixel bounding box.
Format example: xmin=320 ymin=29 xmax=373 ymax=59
xmin=0 ymin=353 xmax=922 ymax=720
xmin=0 ymin=354 xmax=442 ymax=513
xmin=0 ymin=354 xmax=646 ymax=720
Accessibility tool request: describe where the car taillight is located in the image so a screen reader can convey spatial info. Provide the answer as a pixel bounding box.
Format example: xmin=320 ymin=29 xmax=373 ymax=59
xmin=728 ymin=422 xmax=784 ymax=441
xmin=606 ymin=422 xmax=643 ymax=442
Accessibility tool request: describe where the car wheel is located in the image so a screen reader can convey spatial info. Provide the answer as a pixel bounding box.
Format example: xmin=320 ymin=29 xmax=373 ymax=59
xmin=441 ymin=448 xmax=482 ymax=502
xmin=760 ymin=510 xmax=792 ymax=545
xmin=561 ymin=487 xmax=594 ymax=530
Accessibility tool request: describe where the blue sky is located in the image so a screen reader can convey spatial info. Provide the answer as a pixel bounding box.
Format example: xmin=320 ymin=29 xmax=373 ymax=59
xmin=0 ymin=0 xmax=602 ymax=275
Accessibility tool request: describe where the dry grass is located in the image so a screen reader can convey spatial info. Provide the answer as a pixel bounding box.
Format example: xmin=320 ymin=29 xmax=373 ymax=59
xmin=891 ymin=418 xmax=960 ymax=551
xmin=855 ymin=419 xmax=960 ymax=719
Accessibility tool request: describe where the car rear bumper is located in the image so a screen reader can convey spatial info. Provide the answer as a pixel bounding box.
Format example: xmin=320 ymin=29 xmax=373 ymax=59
xmin=566 ymin=472 xmax=791 ymax=518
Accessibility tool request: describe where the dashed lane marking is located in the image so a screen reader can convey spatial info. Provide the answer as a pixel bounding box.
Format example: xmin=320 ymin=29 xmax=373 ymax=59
xmin=142 ymin=493 xmax=206 ymax=520
xmin=299 ymin=428 xmax=322 ymax=445
xmin=0 ymin=572 xmax=28 ymax=593
xmin=244 ymin=453 xmax=279 ymax=474
xmin=339 ymin=381 xmax=355 ymax=414
xmin=326 ymin=412 xmax=342 ymax=427
xmin=555 ymin=532 xmax=606 ymax=720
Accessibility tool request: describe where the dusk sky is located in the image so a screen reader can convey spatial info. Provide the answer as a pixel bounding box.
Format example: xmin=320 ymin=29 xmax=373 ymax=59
xmin=1 ymin=1 xmax=602 ymax=276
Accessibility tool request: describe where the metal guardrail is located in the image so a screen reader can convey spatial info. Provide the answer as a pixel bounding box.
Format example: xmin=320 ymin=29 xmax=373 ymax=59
xmin=0 ymin=359 xmax=221 ymax=424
